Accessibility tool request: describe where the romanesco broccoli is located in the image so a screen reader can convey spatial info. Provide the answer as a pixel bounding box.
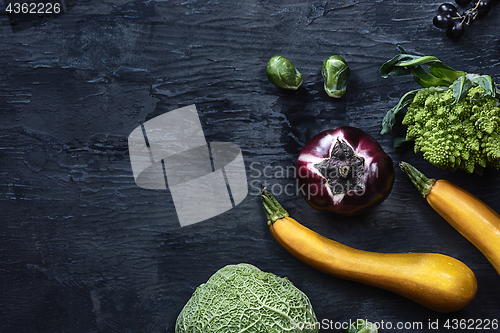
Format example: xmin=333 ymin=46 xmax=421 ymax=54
xmin=402 ymin=85 xmax=500 ymax=173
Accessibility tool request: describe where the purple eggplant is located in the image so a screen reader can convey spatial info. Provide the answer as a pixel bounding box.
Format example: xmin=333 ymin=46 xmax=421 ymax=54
xmin=296 ymin=126 xmax=395 ymax=215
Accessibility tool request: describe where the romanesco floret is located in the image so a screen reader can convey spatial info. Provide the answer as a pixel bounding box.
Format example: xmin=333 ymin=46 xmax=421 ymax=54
xmin=402 ymin=85 xmax=500 ymax=174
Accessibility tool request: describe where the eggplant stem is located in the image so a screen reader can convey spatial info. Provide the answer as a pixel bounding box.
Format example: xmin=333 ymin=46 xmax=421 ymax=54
xmin=260 ymin=189 xmax=289 ymax=225
xmin=399 ymin=162 xmax=436 ymax=199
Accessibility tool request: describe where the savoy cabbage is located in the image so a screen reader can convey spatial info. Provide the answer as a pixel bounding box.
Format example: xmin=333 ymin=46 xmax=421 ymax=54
xmin=175 ymin=263 xmax=319 ymax=333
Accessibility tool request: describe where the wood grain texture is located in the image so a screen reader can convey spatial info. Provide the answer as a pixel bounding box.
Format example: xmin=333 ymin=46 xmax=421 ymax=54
xmin=1 ymin=0 xmax=500 ymax=332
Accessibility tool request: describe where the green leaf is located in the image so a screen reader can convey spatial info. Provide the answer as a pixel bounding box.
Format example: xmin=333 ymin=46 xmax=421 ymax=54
xmin=381 ymin=54 xmax=442 ymax=78
xmin=394 ymin=136 xmax=411 ymax=153
xmin=410 ymin=66 xmax=452 ymax=88
xmin=450 ymin=76 xmax=473 ymax=105
xmin=381 ymin=89 xmax=420 ymax=135
xmin=384 ymin=66 xmax=411 ymax=77
xmin=470 ymin=75 xmax=496 ymax=98
xmin=380 ymin=54 xmax=417 ymax=78
xmin=380 ymin=46 xmax=465 ymax=87
xmin=429 ymin=63 xmax=465 ymax=83
xmin=396 ymin=55 xmax=443 ymax=68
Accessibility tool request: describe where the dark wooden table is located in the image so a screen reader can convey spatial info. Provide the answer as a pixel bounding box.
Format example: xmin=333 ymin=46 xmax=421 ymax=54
xmin=1 ymin=1 xmax=500 ymax=332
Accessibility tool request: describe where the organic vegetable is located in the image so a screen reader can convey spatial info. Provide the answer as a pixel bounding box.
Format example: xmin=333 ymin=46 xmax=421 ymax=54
xmin=404 ymin=86 xmax=500 ymax=173
xmin=261 ymin=189 xmax=477 ymax=313
xmin=381 ymin=47 xmax=500 ymax=174
xmin=400 ymin=161 xmax=500 ymax=276
xmin=175 ymin=263 xmax=319 ymax=333
xmin=266 ymin=56 xmax=303 ymax=90
xmin=344 ymin=320 xmax=377 ymax=333
xmin=296 ymin=126 xmax=395 ymax=215
xmin=322 ymin=55 xmax=350 ymax=98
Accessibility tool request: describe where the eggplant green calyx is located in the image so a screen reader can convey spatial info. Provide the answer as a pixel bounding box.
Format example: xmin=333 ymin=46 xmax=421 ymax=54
xmin=261 ymin=189 xmax=289 ymax=225
xmin=322 ymin=55 xmax=350 ymax=98
xmin=400 ymin=161 xmax=436 ymax=199
xmin=266 ymin=56 xmax=303 ymax=90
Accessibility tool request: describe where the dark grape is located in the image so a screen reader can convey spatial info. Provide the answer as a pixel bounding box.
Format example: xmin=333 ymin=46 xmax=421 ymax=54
xmin=446 ymin=22 xmax=465 ymax=39
xmin=435 ymin=0 xmax=495 ymax=41
xmin=455 ymin=0 xmax=471 ymax=6
xmin=477 ymin=0 xmax=492 ymax=16
xmin=438 ymin=3 xmax=458 ymax=14
xmin=433 ymin=14 xmax=455 ymax=29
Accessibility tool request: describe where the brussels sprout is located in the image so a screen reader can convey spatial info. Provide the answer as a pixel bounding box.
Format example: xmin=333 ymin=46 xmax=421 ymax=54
xmin=322 ymin=55 xmax=350 ymax=98
xmin=266 ymin=56 xmax=303 ymax=90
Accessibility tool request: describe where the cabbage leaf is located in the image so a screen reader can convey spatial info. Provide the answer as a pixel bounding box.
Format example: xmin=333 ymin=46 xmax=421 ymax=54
xmin=175 ymin=263 xmax=319 ymax=333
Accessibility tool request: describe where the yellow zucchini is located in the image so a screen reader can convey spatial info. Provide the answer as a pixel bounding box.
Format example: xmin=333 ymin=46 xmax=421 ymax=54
xmin=261 ymin=189 xmax=477 ymax=313
xmin=401 ymin=161 xmax=500 ymax=275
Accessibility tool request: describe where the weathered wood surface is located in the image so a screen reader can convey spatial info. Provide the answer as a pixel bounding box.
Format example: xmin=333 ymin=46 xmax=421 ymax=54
xmin=1 ymin=1 xmax=500 ymax=332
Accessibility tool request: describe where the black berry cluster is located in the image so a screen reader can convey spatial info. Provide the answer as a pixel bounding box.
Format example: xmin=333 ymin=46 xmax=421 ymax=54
xmin=433 ymin=0 xmax=494 ymax=40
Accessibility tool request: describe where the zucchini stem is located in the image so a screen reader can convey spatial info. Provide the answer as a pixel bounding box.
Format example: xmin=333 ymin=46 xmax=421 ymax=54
xmin=400 ymin=162 xmax=436 ymax=199
xmin=260 ymin=189 xmax=289 ymax=225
